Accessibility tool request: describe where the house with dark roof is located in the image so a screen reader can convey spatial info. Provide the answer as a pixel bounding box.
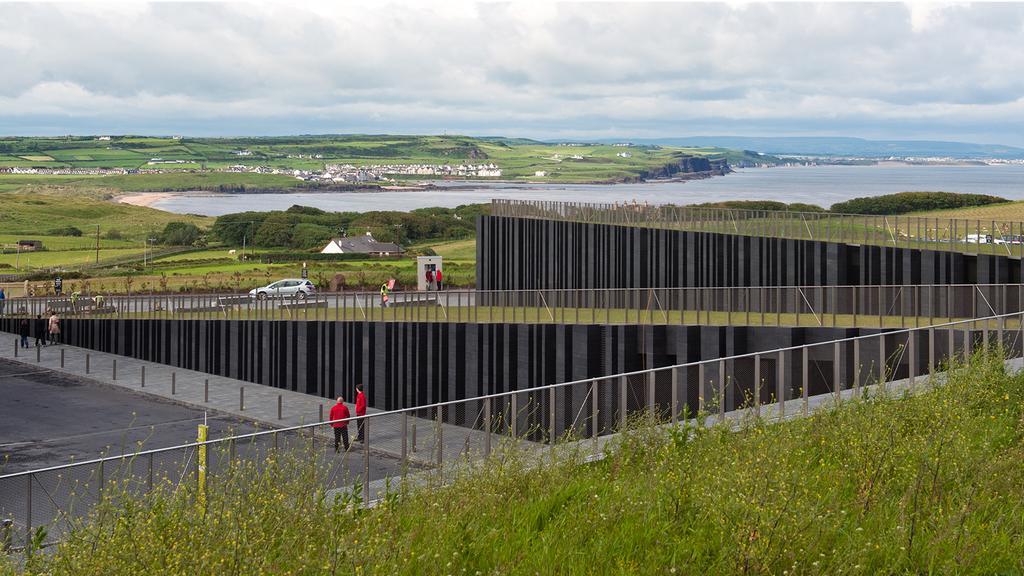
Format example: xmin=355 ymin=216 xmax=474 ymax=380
xmin=321 ymin=231 xmax=404 ymax=256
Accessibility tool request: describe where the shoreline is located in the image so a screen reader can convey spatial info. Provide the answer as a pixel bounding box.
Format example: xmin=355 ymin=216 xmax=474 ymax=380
xmin=115 ymin=191 xmax=181 ymax=207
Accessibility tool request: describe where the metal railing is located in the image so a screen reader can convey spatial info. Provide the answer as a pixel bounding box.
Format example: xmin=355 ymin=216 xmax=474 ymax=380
xmin=492 ymin=198 xmax=1024 ymax=257
xmin=2 ymin=309 xmax=1023 ymax=553
xmin=1 ymin=284 xmax=1022 ymax=328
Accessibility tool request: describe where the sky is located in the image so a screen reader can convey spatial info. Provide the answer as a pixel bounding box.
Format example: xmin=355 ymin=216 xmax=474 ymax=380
xmin=2 ymin=1 xmax=1024 ymax=145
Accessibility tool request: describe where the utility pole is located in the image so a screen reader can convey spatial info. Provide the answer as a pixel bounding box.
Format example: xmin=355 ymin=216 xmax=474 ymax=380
xmin=95 ymin=224 xmax=100 ymax=264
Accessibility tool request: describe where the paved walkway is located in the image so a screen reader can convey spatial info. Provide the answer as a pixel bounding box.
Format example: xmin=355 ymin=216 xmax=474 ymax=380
xmin=0 ymin=331 xmax=490 ymax=470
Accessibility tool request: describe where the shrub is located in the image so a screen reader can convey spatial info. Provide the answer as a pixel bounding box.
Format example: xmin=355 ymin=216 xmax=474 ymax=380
xmin=103 ymin=229 xmax=124 ymax=240
xmin=830 ymin=192 xmax=1008 ymax=215
xmin=47 ymin=226 xmax=83 ymax=237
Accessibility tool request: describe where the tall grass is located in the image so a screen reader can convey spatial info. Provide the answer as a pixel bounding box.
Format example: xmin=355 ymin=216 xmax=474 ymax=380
xmin=5 ymin=352 xmax=1024 ymax=575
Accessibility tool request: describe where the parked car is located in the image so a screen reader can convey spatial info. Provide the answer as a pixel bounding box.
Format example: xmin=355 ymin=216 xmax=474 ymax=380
xmin=249 ymin=279 xmax=316 ymax=300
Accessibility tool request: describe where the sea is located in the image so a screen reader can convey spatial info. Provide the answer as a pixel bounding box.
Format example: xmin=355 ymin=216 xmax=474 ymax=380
xmin=149 ymin=163 xmax=1024 ymax=216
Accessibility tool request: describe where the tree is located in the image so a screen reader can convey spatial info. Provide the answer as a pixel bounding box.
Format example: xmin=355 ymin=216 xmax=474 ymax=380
xmin=254 ymin=213 xmax=298 ymax=247
xmin=159 ymin=222 xmax=202 ymax=246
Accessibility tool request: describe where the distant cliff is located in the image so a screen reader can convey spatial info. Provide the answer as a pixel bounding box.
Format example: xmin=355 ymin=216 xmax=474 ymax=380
xmin=638 ymin=155 xmax=730 ymax=181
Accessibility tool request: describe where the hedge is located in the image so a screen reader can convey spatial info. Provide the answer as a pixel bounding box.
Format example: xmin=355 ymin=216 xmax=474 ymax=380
xmin=829 ymin=192 xmax=1008 ymax=215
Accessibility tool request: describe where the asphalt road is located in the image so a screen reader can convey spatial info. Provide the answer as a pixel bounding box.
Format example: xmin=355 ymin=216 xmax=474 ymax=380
xmin=0 ymin=358 xmax=265 ymax=474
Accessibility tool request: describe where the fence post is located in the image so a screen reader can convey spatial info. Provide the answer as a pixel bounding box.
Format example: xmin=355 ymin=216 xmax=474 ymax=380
xmin=549 ymin=386 xmax=556 ymax=444
xmin=619 ymin=375 xmax=628 ymax=430
xmin=172 ymin=372 xmax=176 ymax=395
xmin=435 ymin=405 xmax=443 ymax=467
xmin=647 ymin=370 xmax=655 ymax=415
xmin=86 ymin=353 xmax=90 ymax=373
xmin=777 ymin=350 xmax=786 ymax=420
xmin=718 ymin=359 xmax=726 ymax=417
xmin=928 ymin=327 xmax=936 ymax=376
xmin=401 ymin=412 xmax=409 ymax=470
xmin=141 ymin=365 xmax=146 ymax=387
xmin=484 ymin=398 xmax=491 ymax=457
xmin=670 ymin=367 xmax=679 ymax=425
xmin=112 ymin=359 xmax=117 ymax=381
xmin=197 ymin=424 xmax=208 ymax=515
xmin=909 ymin=332 xmax=917 ymax=391
xmin=25 ymin=473 xmax=32 ymax=547
xmin=60 ymin=348 xmax=64 ymax=368
xmin=13 ymin=338 xmax=17 ymax=358
xmin=591 ymin=380 xmax=600 ymax=454
xmin=277 ymin=394 xmax=283 ymax=420
xmin=833 ymin=341 xmax=841 ymax=399
xmin=363 ymin=418 xmax=370 ymax=507
xmin=240 ymin=386 xmax=245 ymax=411
xmin=802 ymin=348 xmax=809 ymax=416
xmin=511 ymin=394 xmax=517 ymax=438
xmin=854 ymin=338 xmax=861 ymax=394
xmin=204 ymin=379 xmax=209 ymax=403
xmin=754 ymin=354 xmax=761 ymax=418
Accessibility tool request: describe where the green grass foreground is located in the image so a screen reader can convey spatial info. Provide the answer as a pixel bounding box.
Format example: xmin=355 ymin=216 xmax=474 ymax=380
xmin=6 ymin=353 xmax=1024 ymax=575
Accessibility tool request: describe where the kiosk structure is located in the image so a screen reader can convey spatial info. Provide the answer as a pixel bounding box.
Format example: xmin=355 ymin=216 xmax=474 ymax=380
xmin=416 ymin=256 xmax=443 ymax=291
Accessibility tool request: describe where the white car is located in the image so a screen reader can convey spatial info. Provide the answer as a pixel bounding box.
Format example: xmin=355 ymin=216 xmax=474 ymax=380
xmin=249 ymin=279 xmax=316 ymax=300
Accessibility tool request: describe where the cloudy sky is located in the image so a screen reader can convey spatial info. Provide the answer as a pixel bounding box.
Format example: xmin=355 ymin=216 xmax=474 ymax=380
xmin=2 ymin=1 xmax=1024 ymax=145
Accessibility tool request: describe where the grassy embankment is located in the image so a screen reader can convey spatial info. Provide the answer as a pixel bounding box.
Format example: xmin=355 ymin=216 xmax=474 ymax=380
xmin=5 ymin=352 xmax=1024 ymax=575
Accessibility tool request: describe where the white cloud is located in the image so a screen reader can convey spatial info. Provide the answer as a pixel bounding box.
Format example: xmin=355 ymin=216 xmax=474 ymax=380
xmin=0 ymin=2 xmax=1023 ymax=144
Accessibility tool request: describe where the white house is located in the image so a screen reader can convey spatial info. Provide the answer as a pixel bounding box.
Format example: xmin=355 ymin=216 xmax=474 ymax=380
xmin=321 ymin=231 xmax=404 ymax=256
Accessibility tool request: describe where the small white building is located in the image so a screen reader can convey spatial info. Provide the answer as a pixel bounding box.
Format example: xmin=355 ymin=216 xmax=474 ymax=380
xmin=534 ymin=171 xmax=548 ymax=177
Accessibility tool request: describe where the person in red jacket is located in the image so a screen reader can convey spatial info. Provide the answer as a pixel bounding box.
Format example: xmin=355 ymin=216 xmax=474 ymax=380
xmin=355 ymin=383 xmax=367 ymax=442
xmin=329 ymin=396 xmax=351 ymax=453
xmin=435 ymin=269 xmax=443 ymax=291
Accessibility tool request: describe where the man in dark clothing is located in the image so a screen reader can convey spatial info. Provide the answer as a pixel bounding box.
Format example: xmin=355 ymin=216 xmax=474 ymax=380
xmin=355 ymin=384 xmax=367 ymax=442
xmin=329 ymin=396 xmax=351 ymax=453
xmin=33 ymin=314 xmax=46 ymax=347
xmin=18 ymin=318 xmax=30 ymax=348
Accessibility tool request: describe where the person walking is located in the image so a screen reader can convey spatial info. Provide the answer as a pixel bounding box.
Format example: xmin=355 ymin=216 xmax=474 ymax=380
xmin=18 ymin=317 xmax=30 ymax=348
xmin=329 ymin=396 xmax=351 ymax=453
xmin=33 ymin=314 xmax=46 ymax=347
xmin=425 ymin=268 xmax=435 ymax=291
xmin=379 ymin=282 xmax=390 ymax=308
xmin=0 ymin=286 xmax=6 ymax=316
xmin=355 ymin=383 xmax=367 ymax=442
xmin=47 ymin=311 xmax=61 ymax=345
xmin=435 ymin=268 xmax=443 ymax=291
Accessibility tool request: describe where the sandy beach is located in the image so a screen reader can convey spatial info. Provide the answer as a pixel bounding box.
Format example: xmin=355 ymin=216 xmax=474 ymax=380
xmin=116 ymin=192 xmax=180 ymax=207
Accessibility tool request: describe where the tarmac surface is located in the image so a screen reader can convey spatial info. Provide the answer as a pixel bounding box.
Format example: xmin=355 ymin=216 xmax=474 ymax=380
xmin=0 ymin=358 xmax=262 ymax=474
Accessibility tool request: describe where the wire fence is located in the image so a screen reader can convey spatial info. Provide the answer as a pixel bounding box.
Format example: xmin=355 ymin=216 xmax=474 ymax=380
xmin=3 ymin=309 xmax=1022 ymax=554
xmin=1 ymin=283 xmax=1023 ymax=328
xmin=492 ymin=198 xmax=1024 ymax=257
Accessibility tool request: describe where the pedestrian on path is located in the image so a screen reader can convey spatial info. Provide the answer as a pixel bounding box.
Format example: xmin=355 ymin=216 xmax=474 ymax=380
xmin=0 ymin=286 xmax=6 ymax=316
xmin=18 ymin=317 xmax=30 ymax=348
xmin=425 ymin=268 xmax=435 ymax=291
xmin=435 ymin=269 xmax=443 ymax=291
xmin=47 ymin=311 xmax=61 ymax=345
xmin=329 ymin=396 xmax=351 ymax=453
xmin=355 ymin=383 xmax=367 ymax=442
xmin=33 ymin=314 xmax=45 ymax=347
xmin=379 ymin=282 xmax=390 ymax=308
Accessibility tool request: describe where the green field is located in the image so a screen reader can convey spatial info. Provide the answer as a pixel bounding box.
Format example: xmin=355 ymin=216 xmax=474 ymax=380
xmin=0 ymin=248 xmax=148 ymax=269
xmin=8 ymin=352 xmax=1023 ymax=575
xmin=0 ymin=135 xmax=782 ymax=193
xmin=0 ymin=192 xmax=213 ymax=241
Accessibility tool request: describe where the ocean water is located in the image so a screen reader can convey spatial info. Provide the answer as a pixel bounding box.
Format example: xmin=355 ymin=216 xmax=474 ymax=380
xmin=150 ymin=163 xmax=1024 ymax=216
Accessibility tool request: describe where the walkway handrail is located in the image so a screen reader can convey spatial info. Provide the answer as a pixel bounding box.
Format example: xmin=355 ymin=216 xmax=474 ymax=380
xmin=4 ymin=308 xmax=1020 ymax=481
